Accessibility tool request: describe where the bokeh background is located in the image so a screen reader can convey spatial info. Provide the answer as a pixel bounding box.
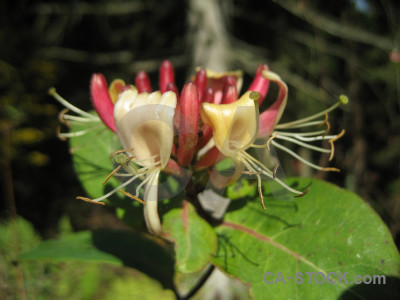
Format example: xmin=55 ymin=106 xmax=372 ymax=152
xmin=1 ymin=0 xmax=399 ymax=299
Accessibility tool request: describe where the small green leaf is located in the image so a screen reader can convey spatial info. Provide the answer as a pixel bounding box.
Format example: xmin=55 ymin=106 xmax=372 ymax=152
xmin=19 ymin=229 xmax=175 ymax=289
xmin=69 ymin=122 xmax=122 ymax=201
xmin=213 ymin=178 xmax=400 ymax=299
xmin=163 ymin=201 xmax=218 ymax=273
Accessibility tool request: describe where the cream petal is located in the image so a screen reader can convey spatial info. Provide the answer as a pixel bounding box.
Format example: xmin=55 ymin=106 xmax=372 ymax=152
xmin=143 ymin=170 xmax=163 ymax=236
xmin=200 ymin=91 xmax=259 ymax=157
xmin=113 ymin=87 xmax=139 ymax=123
xmin=116 ymin=91 xmax=176 ymax=168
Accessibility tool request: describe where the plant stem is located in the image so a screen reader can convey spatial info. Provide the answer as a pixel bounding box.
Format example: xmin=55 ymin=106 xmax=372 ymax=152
xmin=179 ymin=264 xmax=215 ymax=300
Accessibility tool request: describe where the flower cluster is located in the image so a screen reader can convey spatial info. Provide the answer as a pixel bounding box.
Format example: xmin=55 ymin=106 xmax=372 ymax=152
xmin=50 ymin=61 xmax=347 ymax=235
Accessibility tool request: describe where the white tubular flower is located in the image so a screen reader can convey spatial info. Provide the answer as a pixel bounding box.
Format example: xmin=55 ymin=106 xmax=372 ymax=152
xmin=200 ymin=70 xmax=347 ymax=210
xmin=77 ymin=87 xmax=177 ymax=236
xmin=114 ymin=88 xmax=176 ymax=235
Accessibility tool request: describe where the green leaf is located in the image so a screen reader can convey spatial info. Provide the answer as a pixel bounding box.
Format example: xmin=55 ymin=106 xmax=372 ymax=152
xmin=19 ymin=229 xmax=175 ymax=289
xmin=213 ymin=178 xmax=400 ymax=300
xmin=69 ymin=122 xmax=146 ymax=228
xmin=69 ymin=123 xmax=122 ymax=200
xmin=163 ymin=201 xmax=218 ymax=273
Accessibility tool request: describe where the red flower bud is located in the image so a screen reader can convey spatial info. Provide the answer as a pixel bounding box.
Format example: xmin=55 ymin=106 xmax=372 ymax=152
xmin=159 ymin=60 xmax=175 ymax=93
xmin=90 ymin=73 xmax=116 ymax=132
xmin=177 ymin=83 xmax=199 ymax=166
xmin=135 ymin=71 xmax=152 ymax=93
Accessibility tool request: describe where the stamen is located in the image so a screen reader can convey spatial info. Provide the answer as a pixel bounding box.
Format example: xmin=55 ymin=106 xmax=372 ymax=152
xmin=271 ymin=140 xmax=332 ymax=171
xmin=272 ymin=158 xmax=280 ymax=179
xmin=241 ymin=151 xmax=273 ymax=175
xmin=241 ymin=154 xmax=304 ymax=195
xmin=294 ymin=186 xmax=311 ymax=198
xmin=328 ymin=129 xmax=346 ymax=161
xmin=110 ymin=148 xmax=135 ymax=160
xmin=103 ymin=165 xmax=122 ymax=184
xmin=266 ymin=133 xmax=279 ymax=151
xmin=274 ymin=135 xmax=331 ymax=153
xmin=274 ymin=120 xmax=325 ymax=129
xmin=283 ymin=134 xmax=340 ymax=142
xmin=57 ymin=124 xmax=103 ymax=139
xmin=257 ymin=177 xmax=266 ymax=210
xmin=317 ymin=113 xmax=331 ymax=137
xmin=56 ymin=126 xmax=67 ymax=141
xmin=322 ymin=167 xmax=340 ymax=172
xmin=62 ymin=115 xmax=101 ymax=123
xmin=76 ymin=196 xmax=106 ymax=205
xmin=118 ymin=190 xmax=146 ymax=205
xmin=135 ymin=173 xmax=154 ymax=197
xmin=58 ymin=108 xmax=71 ymax=127
xmin=241 ymin=170 xmax=261 ymax=175
xmin=274 ymin=130 xmax=327 ymax=137
xmin=275 ymin=97 xmax=346 ymax=129
xmin=49 ymin=88 xmax=100 ymax=120
xmin=80 ymin=173 xmax=142 ymax=203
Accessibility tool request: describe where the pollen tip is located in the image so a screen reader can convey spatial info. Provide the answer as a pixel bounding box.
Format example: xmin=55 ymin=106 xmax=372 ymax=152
xmin=249 ymin=91 xmax=260 ymax=101
xmin=322 ymin=167 xmax=341 ymax=172
xmin=48 ymin=87 xmax=56 ymax=96
xmin=339 ymin=95 xmax=349 ymax=104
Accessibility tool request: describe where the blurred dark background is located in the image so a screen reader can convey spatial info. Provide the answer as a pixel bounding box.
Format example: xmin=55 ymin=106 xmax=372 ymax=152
xmin=1 ymin=0 xmax=399 ymax=245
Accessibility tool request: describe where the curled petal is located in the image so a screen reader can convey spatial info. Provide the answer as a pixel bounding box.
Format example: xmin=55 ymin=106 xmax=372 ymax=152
xmin=258 ymin=71 xmax=288 ymax=138
xmin=249 ymin=64 xmax=270 ymax=104
xmin=201 ymin=91 xmax=260 ymax=157
xmin=177 ymin=83 xmax=199 ymax=166
xmin=90 ymin=73 xmax=116 ymax=132
xmin=159 ymin=60 xmax=175 ymax=93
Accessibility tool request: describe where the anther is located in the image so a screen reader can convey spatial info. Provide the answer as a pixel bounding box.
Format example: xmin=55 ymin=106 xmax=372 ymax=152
xmin=103 ymin=165 xmax=122 ymax=184
xmin=317 ymin=113 xmax=331 ymax=137
xmin=249 ymin=91 xmax=261 ymax=101
xmin=266 ymin=133 xmax=279 ymax=151
xmin=118 ymin=190 xmax=146 ymax=205
xmin=322 ymin=167 xmax=340 ymax=172
xmin=272 ymin=160 xmax=280 ymax=179
xmin=58 ymin=108 xmax=71 ymax=127
xmin=110 ymin=148 xmax=135 ymax=159
xmin=76 ymin=196 xmax=106 ymax=205
xmin=258 ymin=186 xmax=266 ymax=210
xmin=56 ymin=126 xmax=67 ymax=141
xmin=328 ymin=129 xmax=345 ymax=161
xmin=294 ymin=186 xmax=311 ymax=198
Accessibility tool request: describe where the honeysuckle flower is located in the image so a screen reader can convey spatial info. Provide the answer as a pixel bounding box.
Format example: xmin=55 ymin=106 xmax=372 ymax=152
xmin=75 ymin=87 xmax=177 ymax=236
xmin=200 ymin=66 xmax=347 ymax=209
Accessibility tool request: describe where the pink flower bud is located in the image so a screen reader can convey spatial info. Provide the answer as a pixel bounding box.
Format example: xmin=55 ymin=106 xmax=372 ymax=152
xmin=159 ymin=60 xmax=175 ymax=93
xmin=177 ymin=83 xmax=199 ymax=166
xmin=194 ymin=68 xmax=207 ymax=101
xmin=221 ymin=84 xmax=237 ymax=104
xmin=90 ymin=73 xmax=116 ymax=132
